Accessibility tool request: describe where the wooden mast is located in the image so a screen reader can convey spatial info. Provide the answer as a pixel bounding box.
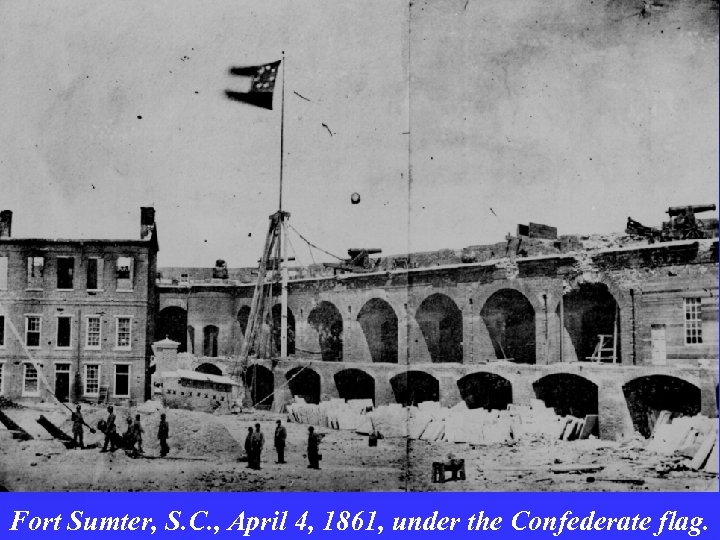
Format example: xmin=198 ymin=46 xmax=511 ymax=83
xmin=236 ymin=52 xmax=288 ymax=384
xmin=279 ymin=51 xmax=288 ymax=359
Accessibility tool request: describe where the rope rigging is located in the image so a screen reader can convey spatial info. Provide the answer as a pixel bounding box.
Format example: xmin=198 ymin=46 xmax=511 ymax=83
xmin=287 ymin=223 xmax=344 ymax=262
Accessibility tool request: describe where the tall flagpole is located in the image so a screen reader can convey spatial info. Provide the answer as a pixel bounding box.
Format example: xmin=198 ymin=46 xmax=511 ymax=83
xmin=279 ymin=51 xmax=289 ymax=359
xmin=279 ymin=51 xmax=286 ymax=213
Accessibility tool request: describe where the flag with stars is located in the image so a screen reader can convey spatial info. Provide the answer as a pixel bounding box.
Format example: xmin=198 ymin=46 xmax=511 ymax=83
xmin=225 ymin=60 xmax=281 ymax=110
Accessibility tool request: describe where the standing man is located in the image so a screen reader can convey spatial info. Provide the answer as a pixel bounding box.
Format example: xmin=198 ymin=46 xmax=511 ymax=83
xmin=158 ymin=413 xmax=170 ymax=457
xmin=244 ymin=426 xmax=254 ymax=468
xmin=71 ymin=405 xmax=84 ymax=449
xmin=274 ymin=419 xmax=287 ymax=464
xmin=101 ymin=406 xmax=117 ymax=453
xmin=123 ymin=416 xmax=134 ymax=447
xmin=307 ymin=426 xmax=322 ymax=470
xmin=132 ymin=414 xmax=144 ymax=455
xmin=251 ymin=423 xmax=265 ymax=470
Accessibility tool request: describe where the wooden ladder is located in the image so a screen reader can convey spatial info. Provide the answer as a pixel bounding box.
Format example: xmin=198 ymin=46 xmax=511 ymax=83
xmin=587 ymin=334 xmax=617 ymax=363
xmin=586 ymin=307 xmax=619 ymax=363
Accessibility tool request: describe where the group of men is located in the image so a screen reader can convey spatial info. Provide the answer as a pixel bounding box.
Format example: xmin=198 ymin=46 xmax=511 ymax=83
xmin=71 ymin=404 xmax=170 ymax=458
xmin=244 ymin=423 xmax=267 ymax=469
xmin=244 ymin=420 xmax=323 ymax=470
xmin=72 ymin=405 xmax=324 ymax=469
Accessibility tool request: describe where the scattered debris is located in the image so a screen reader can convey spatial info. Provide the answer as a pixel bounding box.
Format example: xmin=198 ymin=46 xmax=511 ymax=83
xmin=289 ymin=398 xmax=599 ymax=445
xmin=646 ymin=412 xmax=718 ymax=475
xmin=0 ymin=397 xmax=24 ymax=410
xmin=551 ymin=464 xmax=604 ymax=474
xmin=589 ymin=476 xmax=645 ymax=486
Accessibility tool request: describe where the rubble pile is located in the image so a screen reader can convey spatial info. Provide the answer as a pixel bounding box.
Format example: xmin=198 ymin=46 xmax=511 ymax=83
xmin=647 ymin=412 xmax=718 ymax=474
xmin=0 ymin=397 xmax=24 ymax=410
xmin=288 ymin=398 xmax=599 ymax=444
xmin=360 ymin=403 xmax=408 ymax=438
xmin=286 ymin=398 xmax=373 ymax=430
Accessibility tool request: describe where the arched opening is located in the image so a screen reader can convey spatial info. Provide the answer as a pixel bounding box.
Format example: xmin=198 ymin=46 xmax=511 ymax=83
xmin=286 ymin=367 xmax=320 ymax=404
xmin=357 ymin=298 xmax=398 ymax=363
xmin=457 ymin=372 xmax=513 ymax=410
xmin=480 ymin=289 xmax=536 ymax=364
xmin=156 ymin=307 xmax=188 ymax=353
xmin=334 ymin=368 xmax=375 ymax=403
xmin=237 ymin=306 xmax=251 ymax=336
xmin=196 ymin=362 xmax=222 ymax=376
xmin=390 ymin=371 xmax=439 ymax=406
xmin=308 ymin=301 xmax=343 ymax=362
xmin=268 ymin=304 xmax=295 ymax=356
xmin=244 ymin=364 xmax=274 ymax=409
xmin=203 ymin=325 xmax=219 ymax=357
xmin=236 ymin=305 xmax=253 ymax=355
xmin=415 ymin=293 xmax=463 ymax=363
xmin=560 ymin=283 xmax=620 ymax=363
xmin=623 ymin=375 xmax=701 ymax=438
xmin=533 ymin=374 xmax=599 ymax=422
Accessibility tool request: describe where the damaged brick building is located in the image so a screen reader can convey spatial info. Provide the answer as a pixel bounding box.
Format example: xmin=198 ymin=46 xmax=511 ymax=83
xmin=1 ymin=204 xmax=715 ymax=442
xmin=0 ymin=208 xmax=159 ymax=404
xmin=156 ymin=225 xmax=719 ymax=440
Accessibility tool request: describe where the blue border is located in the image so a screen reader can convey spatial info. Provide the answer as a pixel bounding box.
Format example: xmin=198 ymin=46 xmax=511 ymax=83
xmin=2 ymin=492 xmax=719 ymax=538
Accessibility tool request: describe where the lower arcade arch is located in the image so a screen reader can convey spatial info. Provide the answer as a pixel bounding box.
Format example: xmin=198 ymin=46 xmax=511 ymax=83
xmin=457 ymin=372 xmax=513 ymax=410
xmin=244 ymin=364 xmax=274 ymax=409
xmin=533 ymin=373 xmax=599 ymax=420
xmin=622 ymin=375 xmax=701 ymax=438
xmin=285 ymin=367 xmax=321 ymax=405
xmin=334 ymin=368 xmax=375 ymax=403
xmin=390 ymin=371 xmax=439 ymax=406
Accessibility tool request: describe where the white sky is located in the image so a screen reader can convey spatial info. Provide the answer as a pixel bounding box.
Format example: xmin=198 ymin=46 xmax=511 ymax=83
xmin=0 ymin=0 xmax=717 ymax=266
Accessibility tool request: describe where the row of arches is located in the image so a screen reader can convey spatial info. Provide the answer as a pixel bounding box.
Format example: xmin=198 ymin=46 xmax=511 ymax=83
xmin=157 ymin=282 xmax=621 ymax=363
xmin=240 ymin=367 xmax=705 ymax=439
xmin=243 ymin=365 xmax=376 ymax=408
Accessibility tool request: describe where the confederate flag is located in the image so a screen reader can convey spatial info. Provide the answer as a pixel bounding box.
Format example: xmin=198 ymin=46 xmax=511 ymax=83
xmin=225 ymin=60 xmax=281 ymax=110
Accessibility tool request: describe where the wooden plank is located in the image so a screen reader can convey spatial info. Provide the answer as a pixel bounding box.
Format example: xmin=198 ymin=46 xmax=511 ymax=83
xmin=649 ymin=410 xmax=671 ymax=439
xmin=677 ymin=426 xmax=705 ymax=458
xmin=689 ymin=428 xmax=717 ymax=470
xmin=590 ymin=477 xmax=645 ymax=486
xmin=579 ymin=415 xmax=598 ymax=439
xmin=558 ymin=417 xmax=571 ymax=440
xmin=551 ymin=464 xmax=605 ymax=474
xmin=36 ymin=415 xmax=72 ymax=442
xmin=565 ymin=419 xmax=581 ymax=441
xmin=703 ymin=444 xmax=718 ymax=474
xmin=0 ymin=410 xmax=33 ymax=440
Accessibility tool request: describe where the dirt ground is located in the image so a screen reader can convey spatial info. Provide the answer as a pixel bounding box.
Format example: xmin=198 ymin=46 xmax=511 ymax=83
xmin=0 ymin=403 xmax=716 ymax=492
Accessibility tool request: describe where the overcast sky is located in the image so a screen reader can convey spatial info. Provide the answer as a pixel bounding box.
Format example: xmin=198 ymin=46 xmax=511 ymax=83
xmin=0 ymin=0 xmax=717 ymax=266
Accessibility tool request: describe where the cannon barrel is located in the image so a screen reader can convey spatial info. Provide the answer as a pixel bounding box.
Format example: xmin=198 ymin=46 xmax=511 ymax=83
xmin=348 ymin=248 xmax=382 ymax=255
xmin=667 ymin=204 xmax=716 ymax=217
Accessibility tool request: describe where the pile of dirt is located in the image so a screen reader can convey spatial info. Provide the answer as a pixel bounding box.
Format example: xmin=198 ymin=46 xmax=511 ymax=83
xmin=60 ymin=407 xmax=242 ymax=458
xmin=141 ymin=409 xmax=242 ymax=457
